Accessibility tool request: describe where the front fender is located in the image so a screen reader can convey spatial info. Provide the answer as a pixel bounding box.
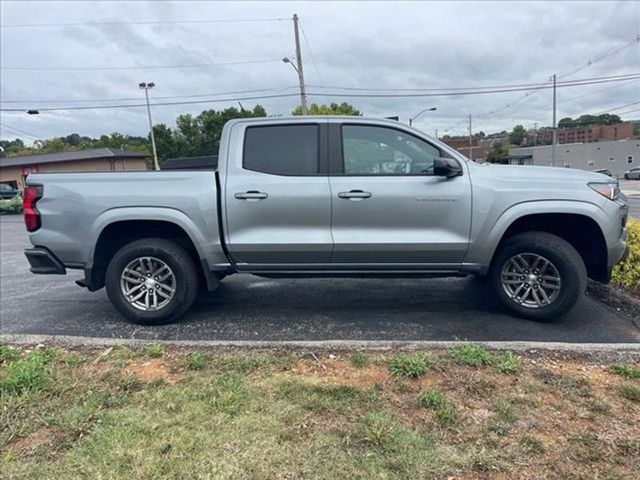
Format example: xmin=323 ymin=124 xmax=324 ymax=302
xmin=464 ymin=200 xmax=608 ymax=268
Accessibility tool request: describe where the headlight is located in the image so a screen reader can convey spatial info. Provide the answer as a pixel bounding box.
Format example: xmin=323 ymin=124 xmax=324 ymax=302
xmin=588 ymin=181 xmax=619 ymax=200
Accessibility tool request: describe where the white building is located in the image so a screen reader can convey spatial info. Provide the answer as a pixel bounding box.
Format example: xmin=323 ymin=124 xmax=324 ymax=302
xmin=509 ymin=139 xmax=640 ymax=178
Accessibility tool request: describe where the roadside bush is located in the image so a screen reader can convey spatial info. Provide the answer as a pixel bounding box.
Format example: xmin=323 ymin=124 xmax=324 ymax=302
xmin=0 ymin=195 xmax=22 ymax=214
xmin=612 ymin=219 xmax=640 ymax=290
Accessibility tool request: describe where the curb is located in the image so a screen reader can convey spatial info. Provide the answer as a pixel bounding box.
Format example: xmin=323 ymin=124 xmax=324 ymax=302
xmin=2 ymin=333 xmax=640 ymax=354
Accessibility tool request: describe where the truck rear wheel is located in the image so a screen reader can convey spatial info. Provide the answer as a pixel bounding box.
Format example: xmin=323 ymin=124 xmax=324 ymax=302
xmin=105 ymin=238 xmax=199 ymax=325
xmin=490 ymin=232 xmax=586 ymax=322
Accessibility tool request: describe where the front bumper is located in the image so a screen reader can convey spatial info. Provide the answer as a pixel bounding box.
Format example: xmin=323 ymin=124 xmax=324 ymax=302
xmin=24 ymin=247 xmax=66 ymax=274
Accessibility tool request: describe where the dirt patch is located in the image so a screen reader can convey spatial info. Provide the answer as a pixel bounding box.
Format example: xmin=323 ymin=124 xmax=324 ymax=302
xmin=122 ymin=359 xmax=182 ymax=384
xmin=285 ymin=357 xmax=390 ymax=389
xmin=7 ymin=427 xmax=62 ymax=456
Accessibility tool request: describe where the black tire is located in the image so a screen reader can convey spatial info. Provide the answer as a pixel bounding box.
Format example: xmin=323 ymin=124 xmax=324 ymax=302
xmin=105 ymin=238 xmax=199 ymax=325
xmin=490 ymin=232 xmax=586 ymax=322
xmin=625 ymin=174 xmax=630 ymax=180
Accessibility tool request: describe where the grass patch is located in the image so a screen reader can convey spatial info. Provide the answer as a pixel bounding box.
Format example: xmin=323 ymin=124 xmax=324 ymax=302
xmin=418 ymin=389 xmax=446 ymax=409
xmin=617 ymin=383 xmax=640 ymax=403
xmin=610 ymin=364 xmax=640 ymax=380
xmin=2 ymin=346 xmax=639 ymax=479
xmin=388 ymin=353 xmax=428 ymax=378
xmin=0 ymin=345 xmax=20 ymax=363
xmin=145 ymin=343 xmax=164 ymax=358
xmin=0 ymin=348 xmax=58 ymax=396
xmin=519 ymin=433 xmax=546 ymax=454
xmin=493 ymin=351 xmax=520 ymax=374
xmin=350 ymin=352 xmax=370 ymax=368
xmin=449 ymin=344 xmax=493 ymax=367
xmin=187 ymin=352 xmax=206 ymax=371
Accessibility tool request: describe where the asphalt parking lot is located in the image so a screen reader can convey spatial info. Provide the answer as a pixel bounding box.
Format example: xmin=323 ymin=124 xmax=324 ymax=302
xmin=1 ymin=215 xmax=638 ymax=344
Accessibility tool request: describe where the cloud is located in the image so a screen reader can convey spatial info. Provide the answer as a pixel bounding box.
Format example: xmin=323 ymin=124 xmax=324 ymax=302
xmin=1 ymin=0 xmax=638 ymax=143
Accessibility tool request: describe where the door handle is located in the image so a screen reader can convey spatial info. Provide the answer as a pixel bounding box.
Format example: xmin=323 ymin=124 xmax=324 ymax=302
xmin=234 ymin=190 xmax=268 ymax=200
xmin=338 ymin=189 xmax=372 ymax=199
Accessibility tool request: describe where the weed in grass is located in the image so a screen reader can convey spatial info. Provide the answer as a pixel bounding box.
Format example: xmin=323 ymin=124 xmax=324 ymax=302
xmin=187 ymin=352 xmax=206 ymax=371
xmin=358 ymin=412 xmax=398 ymax=448
xmin=350 ymin=352 xmax=370 ymax=368
xmin=63 ymin=354 xmax=87 ymax=367
xmin=119 ymin=371 xmax=141 ymax=392
xmin=486 ymin=399 xmax=519 ymax=437
xmin=0 ymin=349 xmax=57 ymax=396
xmin=616 ymin=439 xmax=640 ymax=457
xmin=568 ymin=431 xmax=605 ymax=462
xmin=610 ymin=364 xmax=640 ymax=380
xmin=388 ymin=353 xmax=428 ymax=378
xmin=277 ymin=380 xmax=357 ymax=413
xmin=145 ymin=343 xmax=164 ymax=358
xmin=519 ymin=434 xmax=545 ymax=454
xmin=585 ymin=398 xmax=612 ymax=416
xmin=209 ymin=373 xmax=249 ymax=415
xmin=0 ymin=345 xmax=20 ymax=363
xmin=418 ymin=389 xmax=446 ymax=409
xmin=493 ymin=351 xmax=520 ymax=375
xmin=617 ymin=384 xmax=640 ymax=403
xmin=449 ymin=344 xmax=493 ymax=367
xmin=433 ymin=404 xmax=461 ymax=427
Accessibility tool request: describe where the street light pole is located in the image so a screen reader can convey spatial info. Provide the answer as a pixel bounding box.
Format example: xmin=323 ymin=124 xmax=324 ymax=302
xmin=408 ymin=106 xmax=437 ymax=126
xmin=139 ymin=82 xmax=160 ymax=171
xmin=292 ymin=14 xmax=308 ymax=114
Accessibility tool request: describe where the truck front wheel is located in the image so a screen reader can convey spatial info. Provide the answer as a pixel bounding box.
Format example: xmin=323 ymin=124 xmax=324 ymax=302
xmin=105 ymin=238 xmax=199 ymax=325
xmin=490 ymin=232 xmax=586 ymax=322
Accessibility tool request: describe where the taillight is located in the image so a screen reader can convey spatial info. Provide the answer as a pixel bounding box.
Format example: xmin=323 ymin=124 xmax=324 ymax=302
xmin=23 ymin=185 xmax=43 ymax=232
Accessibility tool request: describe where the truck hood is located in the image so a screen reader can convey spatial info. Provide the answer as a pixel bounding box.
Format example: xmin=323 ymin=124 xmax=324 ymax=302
xmin=473 ymin=163 xmax=614 ymax=183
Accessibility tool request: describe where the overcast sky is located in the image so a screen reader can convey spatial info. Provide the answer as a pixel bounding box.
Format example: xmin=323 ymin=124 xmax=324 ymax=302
xmin=1 ymin=0 xmax=639 ymax=145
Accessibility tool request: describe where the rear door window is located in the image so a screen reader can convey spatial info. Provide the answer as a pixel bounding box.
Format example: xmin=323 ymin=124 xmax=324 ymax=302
xmin=243 ymin=124 xmax=319 ymax=175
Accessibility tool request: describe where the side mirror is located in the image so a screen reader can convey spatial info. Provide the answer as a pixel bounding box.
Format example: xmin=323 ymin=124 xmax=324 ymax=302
xmin=433 ymin=157 xmax=463 ymax=178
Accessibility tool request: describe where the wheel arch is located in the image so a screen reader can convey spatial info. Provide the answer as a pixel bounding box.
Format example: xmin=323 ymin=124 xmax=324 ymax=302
xmin=483 ymin=203 xmax=609 ymax=282
xmin=86 ymin=208 xmax=214 ymax=291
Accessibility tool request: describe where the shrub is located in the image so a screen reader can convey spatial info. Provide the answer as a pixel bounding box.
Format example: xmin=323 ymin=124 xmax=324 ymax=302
xmin=388 ymin=353 xmax=428 ymax=378
xmin=612 ymin=219 xmax=640 ymax=290
xmin=0 ymin=195 xmax=22 ymax=214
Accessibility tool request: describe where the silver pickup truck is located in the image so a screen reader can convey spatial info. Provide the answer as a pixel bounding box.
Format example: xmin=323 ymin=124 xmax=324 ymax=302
xmin=24 ymin=116 xmax=629 ymax=324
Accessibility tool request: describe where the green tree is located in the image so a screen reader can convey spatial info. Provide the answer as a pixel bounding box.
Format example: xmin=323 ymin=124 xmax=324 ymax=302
xmin=508 ymin=125 xmax=526 ymax=146
xmin=292 ymin=102 xmax=361 ymax=116
xmin=486 ymin=142 xmax=509 ymax=164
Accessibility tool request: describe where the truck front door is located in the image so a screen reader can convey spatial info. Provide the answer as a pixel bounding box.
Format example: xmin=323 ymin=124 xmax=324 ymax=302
xmin=328 ymin=122 xmax=472 ymax=267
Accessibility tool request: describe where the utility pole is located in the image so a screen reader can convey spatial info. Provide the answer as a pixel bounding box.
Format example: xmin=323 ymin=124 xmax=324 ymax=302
xmin=292 ymin=14 xmax=308 ymax=115
xmin=551 ymin=73 xmax=557 ymax=167
xmin=434 ymin=129 xmax=438 ymax=139
xmin=468 ymin=114 xmax=473 ymax=160
xmin=139 ymin=81 xmax=160 ymax=171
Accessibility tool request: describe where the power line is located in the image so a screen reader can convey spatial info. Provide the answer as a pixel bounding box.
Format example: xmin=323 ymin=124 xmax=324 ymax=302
xmin=1 ymin=86 xmax=300 ymax=104
xmin=2 ymin=18 xmax=289 ymax=28
xmin=0 ymin=123 xmax=40 ymax=140
xmin=3 ymin=58 xmax=282 ymax=71
xmin=593 ymin=99 xmax=640 ymax=115
xmin=2 ymin=73 xmax=639 ymax=113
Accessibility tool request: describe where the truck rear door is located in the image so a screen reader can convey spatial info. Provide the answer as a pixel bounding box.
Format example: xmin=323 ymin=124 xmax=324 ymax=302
xmin=223 ymin=121 xmax=332 ymax=268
